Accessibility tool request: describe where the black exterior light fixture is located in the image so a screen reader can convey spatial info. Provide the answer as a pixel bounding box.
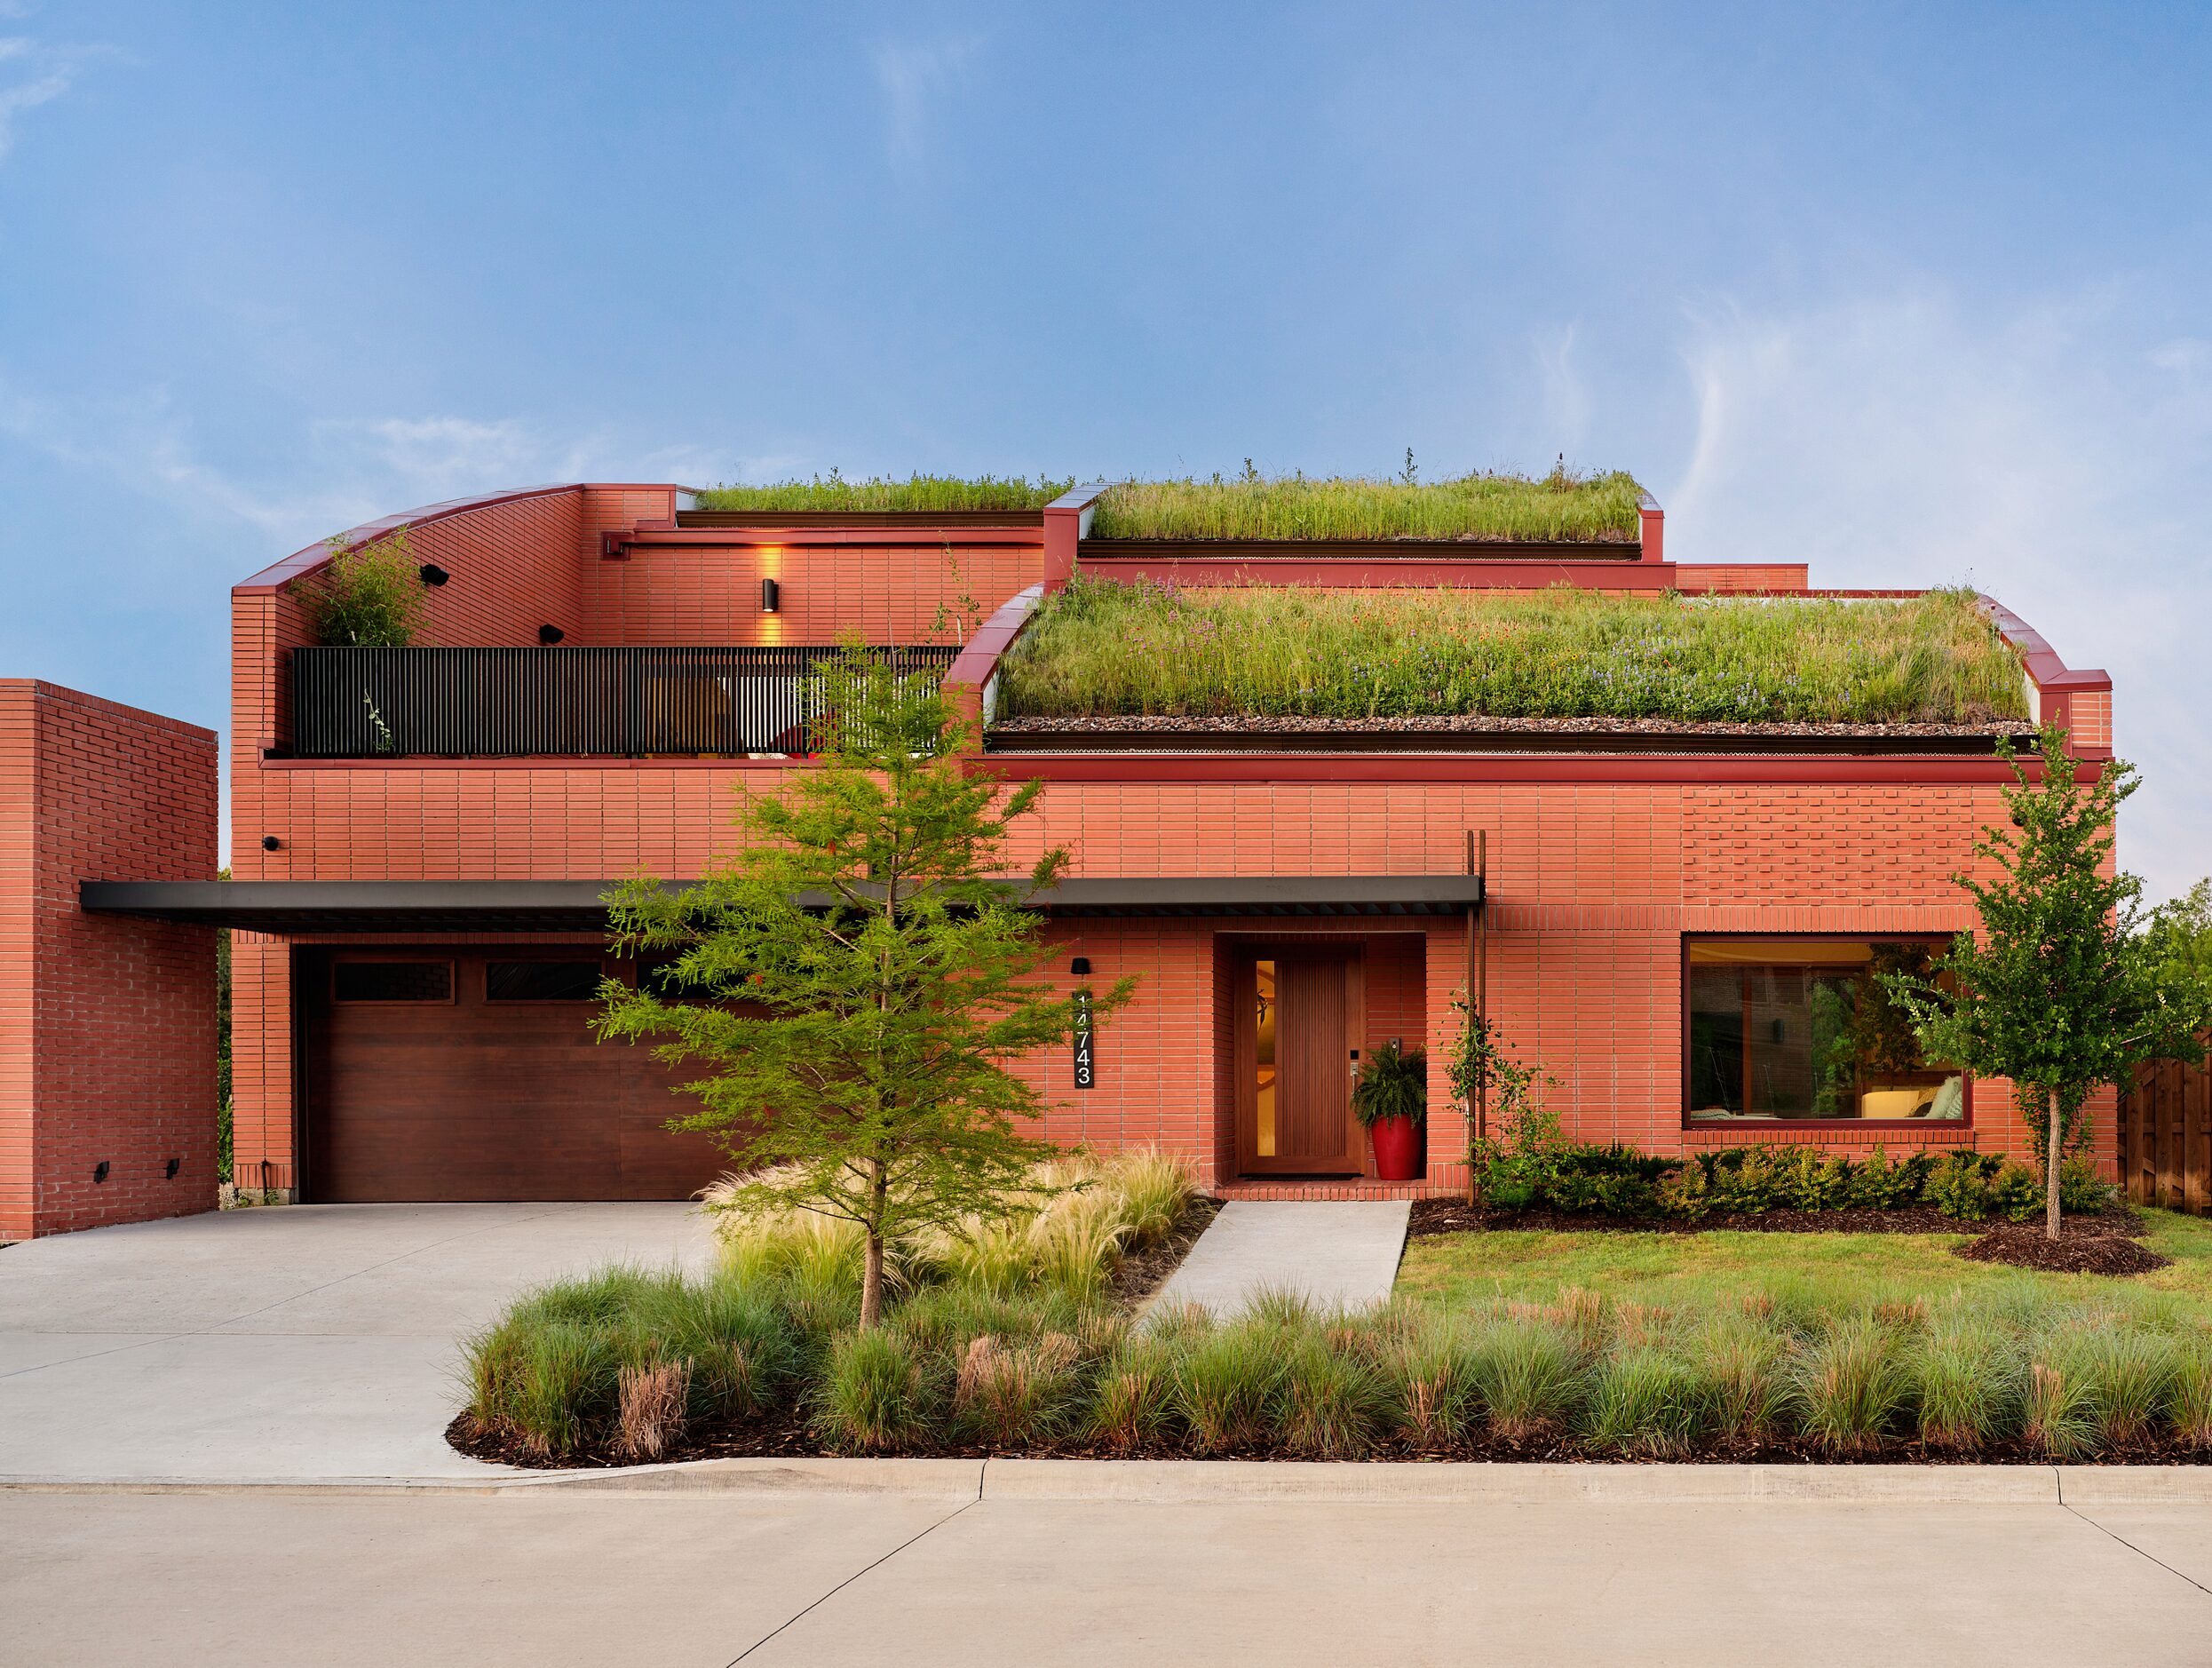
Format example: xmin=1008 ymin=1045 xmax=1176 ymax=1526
xmin=262 ymin=835 xmax=282 ymax=851
xmin=537 ymin=624 xmax=566 ymax=645
xmin=760 ymin=577 xmax=781 ymax=615
xmin=418 ymin=562 xmax=451 ymax=586
xmin=166 ymin=1158 xmax=181 ymax=1180
xmin=1069 ymin=957 xmax=1091 ymax=976
xmin=93 ymin=1161 xmax=109 ymax=1184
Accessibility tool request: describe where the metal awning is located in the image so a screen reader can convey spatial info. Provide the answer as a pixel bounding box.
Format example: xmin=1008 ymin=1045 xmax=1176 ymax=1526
xmin=80 ymin=875 xmax=1483 ymax=933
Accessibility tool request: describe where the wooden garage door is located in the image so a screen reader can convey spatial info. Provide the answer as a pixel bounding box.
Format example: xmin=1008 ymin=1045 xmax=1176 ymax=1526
xmin=302 ymin=948 xmax=733 ymax=1203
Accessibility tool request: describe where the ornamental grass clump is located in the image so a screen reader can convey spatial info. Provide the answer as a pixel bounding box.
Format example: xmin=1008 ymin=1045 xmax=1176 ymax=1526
xmin=953 ymin=1331 xmax=1083 ymax=1447
xmin=1087 ymin=1334 xmax=1185 ymax=1454
xmin=1281 ymin=1330 xmax=1397 ymax=1459
xmin=1391 ymin=1313 xmax=1486 ymax=1448
xmin=2023 ymin=1361 xmax=2101 ymax=1459
xmin=998 ymin=581 xmax=2029 ymax=727
xmin=1470 ymin=1316 xmax=1582 ymax=1442
xmin=695 ymin=472 xmax=1074 ymax=513
xmin=1791 ymin=1316 xmax=1910 ymax=1454
xmin=816 ymin=1327 xmax=939 ymax=1453
xmin=1687 ymin=1312 xmax=1791 ymax=1442
xmin=2168 ymin=1344 xmax=2212 ymax=1448
xmin=1909 ymin=1308 xmax=2025 ymax=1451
xmin=2065 ymin=1323 xmax=2180 ymax=1449
xmin=1089 ymin=466 xmax=1645 ymax=544
xmin=1172 ymin=1320 xmax=1289 ymax=1454
xmin=1581 ymin=1345 xmax=1715 ymax=1457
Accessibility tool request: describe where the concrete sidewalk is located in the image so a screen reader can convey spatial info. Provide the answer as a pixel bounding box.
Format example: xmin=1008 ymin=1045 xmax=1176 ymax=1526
xmin=0 ymin=1203 xmax=715 ymax=1481
xmin=6 ymin=1479 xmax=2210 ymax=1664
xmin=1149 ymin=1199 xmax=1409 ymax=1316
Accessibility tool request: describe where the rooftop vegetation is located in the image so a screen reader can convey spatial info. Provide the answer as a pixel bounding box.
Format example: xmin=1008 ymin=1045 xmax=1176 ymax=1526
xmin=695 ymin=472 xmax=1074 ymax=513
xmin=1088 ymin=464 xmax=1645 ymax=543
xmin=996 ymin=582 xmax=2030 ymax=727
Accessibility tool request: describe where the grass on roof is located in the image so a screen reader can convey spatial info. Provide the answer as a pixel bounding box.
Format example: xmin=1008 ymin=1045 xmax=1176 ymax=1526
xmin=1089 ymin=465 xmax=1645 ymax=543
xmin=695 ymin=472 xmax=1075 ymax=513
xmin=996 ymin=582 xmax=2030 ymax=726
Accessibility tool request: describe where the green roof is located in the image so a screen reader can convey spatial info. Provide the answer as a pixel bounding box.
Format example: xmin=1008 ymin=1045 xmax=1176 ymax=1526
xmin=1088 ymin=468 xmax=1645 ymax=543
xmin=997 ymin=583 xmax=2029 ymax=727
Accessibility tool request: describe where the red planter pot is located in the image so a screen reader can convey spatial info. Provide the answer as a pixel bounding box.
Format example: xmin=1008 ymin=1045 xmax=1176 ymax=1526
xmin=1368 ymin=1115 xmax=1423 ymax=1181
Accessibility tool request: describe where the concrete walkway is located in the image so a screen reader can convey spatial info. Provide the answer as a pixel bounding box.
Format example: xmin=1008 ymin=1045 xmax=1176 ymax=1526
xmin=8 ymin=1473 xmax=2212 ymax=1664
xmin=0 ymin=1203 xmax=715 ymax=1481
xmin=1149 ymin=1200 xmax=1410 ymax=1316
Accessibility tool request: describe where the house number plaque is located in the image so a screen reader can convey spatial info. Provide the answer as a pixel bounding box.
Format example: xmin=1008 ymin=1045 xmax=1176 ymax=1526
xmin=1073 ymin=989 xmax=1096 ymax=1089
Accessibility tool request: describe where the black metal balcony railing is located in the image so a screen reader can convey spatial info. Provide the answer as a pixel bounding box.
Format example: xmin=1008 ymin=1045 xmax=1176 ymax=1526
xmin=289 ymin=645 xmax=960 ymax=759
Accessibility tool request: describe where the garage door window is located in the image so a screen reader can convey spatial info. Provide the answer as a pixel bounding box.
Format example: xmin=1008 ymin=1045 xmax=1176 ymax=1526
xmin=332 ymin=961 xmax=453 ymax=1004
xmin=487 ymin=960 xmax=605 ymax=1002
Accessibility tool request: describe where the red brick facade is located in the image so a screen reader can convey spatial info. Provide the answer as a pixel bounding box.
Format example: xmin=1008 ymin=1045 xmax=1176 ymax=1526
xmin=0 ymin=683 xmax=218 ymax=1239
xmin=220 ymin=486 xmax=2121 ymax=1200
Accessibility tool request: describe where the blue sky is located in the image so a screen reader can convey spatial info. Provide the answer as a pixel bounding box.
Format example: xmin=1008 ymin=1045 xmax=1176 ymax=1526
xmin=0 ymin=3 xmax=2206 ymax=894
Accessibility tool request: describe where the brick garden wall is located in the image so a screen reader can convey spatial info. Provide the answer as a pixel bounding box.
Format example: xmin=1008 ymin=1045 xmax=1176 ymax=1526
xmin=0 ymin=683 xmax=218 ymax=1238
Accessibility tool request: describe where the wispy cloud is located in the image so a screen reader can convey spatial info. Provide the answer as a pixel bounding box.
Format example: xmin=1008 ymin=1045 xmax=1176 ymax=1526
xmin=0 ymin=34 xmax=103 ymax=164
xmin=1667 ymin=282 xmax=2212 ymax=900
xmin=869 ymin=34 xmax=984 ymax=169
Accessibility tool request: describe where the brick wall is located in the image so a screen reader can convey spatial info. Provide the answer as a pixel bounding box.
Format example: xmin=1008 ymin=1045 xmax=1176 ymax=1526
xmin=578 ymin=543 xmax=1044 ymax=647
xmin=0 ymin=683 xmax=218 ymax=1238
xmin=226 ymin=765 xmax=2104 ymax=1192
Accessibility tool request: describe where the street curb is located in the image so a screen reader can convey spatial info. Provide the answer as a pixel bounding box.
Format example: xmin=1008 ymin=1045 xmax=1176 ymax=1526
xmin=12 ymin=1458 xmax=2212 ymax=1504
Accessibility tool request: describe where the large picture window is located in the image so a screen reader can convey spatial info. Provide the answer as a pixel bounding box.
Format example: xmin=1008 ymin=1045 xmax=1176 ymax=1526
xmin=1685 ymin=939 xmax=1964 ymax=1124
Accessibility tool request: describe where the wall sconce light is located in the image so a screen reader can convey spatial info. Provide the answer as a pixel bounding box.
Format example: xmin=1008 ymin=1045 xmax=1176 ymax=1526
xmin=537 ymin=624 xmax=566 ymax=645
xmin=262 ymin=835 xmax=282 ymax=851
xmin=166 ymin=1158 xmax=181 ymax=1180
xmin=1069 ymin=957 xmax=1091 ymax=976
xmin=418 ymin=563 xmax=451 ymax=586
xmin=760 ymin=577 xmax=781 ymax=615
xmin=93 ymin=1161 xmax=109 ymax=1184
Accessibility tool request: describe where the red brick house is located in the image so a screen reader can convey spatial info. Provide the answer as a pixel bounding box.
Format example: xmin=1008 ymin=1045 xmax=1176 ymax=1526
xmin=83 ymin=481 xmax=2119 ymax=1206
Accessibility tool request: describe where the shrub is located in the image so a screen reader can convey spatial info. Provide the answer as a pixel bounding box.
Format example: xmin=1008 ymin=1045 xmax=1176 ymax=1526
xmin=2059 ymin=1157 xmax=2116 ymax=1215
xmin=1172 ymin=1322 xmax=1289 ymax=1454
xmin=302 ymin=529 xmax=427 ymax=647
xmin=1791 ymin=1318 xmax=1909 ymax=1454
xmin=816 ymin=1328 xmax=937 ymax=1452
xmin=1470 ymin=1318 xmax=1581 ymax=1442
xmin=1924 ymin=1152 xmax=1999 ymax=1221
xmin=1779 ymin=1150 xmax=1855 ymax=1212
xmin=1709 ymin=1148 xmax=1787 ymax=1216
xmin=1655 ymin=1162 xmax=1713 ymax=1221
xmin=1987 ymin=1163 xmax=2044 ymax=1224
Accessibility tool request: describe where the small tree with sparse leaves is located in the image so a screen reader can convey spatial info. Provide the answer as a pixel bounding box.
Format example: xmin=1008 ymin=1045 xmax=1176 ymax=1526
xmin=1883 ymin=720 xmax=2212 ymax=1239
xmin=595 ymin=646 xmax=1132 ymax=1327
xmin=304 ymin=528 xmax=428 ymax=647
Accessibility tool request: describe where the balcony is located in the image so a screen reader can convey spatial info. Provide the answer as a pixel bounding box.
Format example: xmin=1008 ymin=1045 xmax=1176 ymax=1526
xmin=287 ymin=645 xmax=958 ymax=759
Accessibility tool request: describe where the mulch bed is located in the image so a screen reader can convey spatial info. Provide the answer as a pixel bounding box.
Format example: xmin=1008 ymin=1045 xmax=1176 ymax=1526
xmin=1110 ymin=1196 xmax=1220 ymax=1306
xmin=1407 ymin=1199 xmax=2148 ymax=1240
xmin=448 ymin=1407 xmax=2212 ymax=1472
xmin=1956 ymin=1221 xmax=2171 ymax=1275
xmin=1408 ymin=1198 xmax=2168 ymax=1276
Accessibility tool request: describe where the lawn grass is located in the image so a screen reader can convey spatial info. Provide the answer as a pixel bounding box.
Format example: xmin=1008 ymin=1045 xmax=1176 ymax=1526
xmin=997 ymin=581 xmax=2030 ymax=725
xmin=1089 ymin=468 xmax=1645 ymax=543
xmin=1396 ymin=1210 xmax=2212 ymax=1327
xmin=695 ymin=473 xmax=1074 ymax=513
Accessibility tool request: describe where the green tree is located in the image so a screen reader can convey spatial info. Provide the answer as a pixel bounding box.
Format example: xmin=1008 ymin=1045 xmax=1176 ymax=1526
xmin=1884 ymin=720 xmax=2212 ymax=1238
xmin=2145 ymin=879 xmax=2212 ymax=1024
xmin=595 ymin=647 xmax=1131 ymax=1327
xmin=303 ymin=528 xmax=427 ymax=647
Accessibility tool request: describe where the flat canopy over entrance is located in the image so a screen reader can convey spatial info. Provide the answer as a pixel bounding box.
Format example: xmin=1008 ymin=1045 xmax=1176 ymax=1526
xmin=81 ymin=874 xmax=1484 ymax=933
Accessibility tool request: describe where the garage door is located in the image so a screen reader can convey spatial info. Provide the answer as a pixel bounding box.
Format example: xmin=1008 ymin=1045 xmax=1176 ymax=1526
xmin=301 ymin=947 xmax=734 ymax=1203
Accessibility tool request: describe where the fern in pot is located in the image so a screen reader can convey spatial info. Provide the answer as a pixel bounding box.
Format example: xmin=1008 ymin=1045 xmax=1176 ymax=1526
xmin=1352 ymin=1040 xmax=1428 ymax=1181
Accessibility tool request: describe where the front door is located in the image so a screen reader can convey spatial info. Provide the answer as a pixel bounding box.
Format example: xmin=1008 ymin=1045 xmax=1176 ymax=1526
xmin=1236 ymin=945 xmax=1362 ymax=1175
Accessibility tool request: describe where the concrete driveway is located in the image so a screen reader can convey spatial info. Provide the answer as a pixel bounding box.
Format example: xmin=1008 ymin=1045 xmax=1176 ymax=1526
xmin=0 ymin=1203 xmax=715 ymax=1481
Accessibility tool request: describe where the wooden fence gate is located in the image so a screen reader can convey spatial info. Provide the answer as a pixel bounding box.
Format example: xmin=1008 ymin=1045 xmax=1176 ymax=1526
xmin=2118 ymin=1055 xmax=2212 ymax=1213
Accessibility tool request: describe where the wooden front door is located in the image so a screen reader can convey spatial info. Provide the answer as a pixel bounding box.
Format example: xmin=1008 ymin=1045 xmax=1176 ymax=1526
xmin=1235 ymin=944 xmax=1362 ymax=1175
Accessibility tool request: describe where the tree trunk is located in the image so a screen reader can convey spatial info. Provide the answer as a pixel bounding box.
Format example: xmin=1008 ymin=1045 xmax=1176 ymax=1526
xmin=859 ymin=1228 xmax=885 ymax=1330
xmin=2045 ymin=1086 xmax=2062 ymax=1243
